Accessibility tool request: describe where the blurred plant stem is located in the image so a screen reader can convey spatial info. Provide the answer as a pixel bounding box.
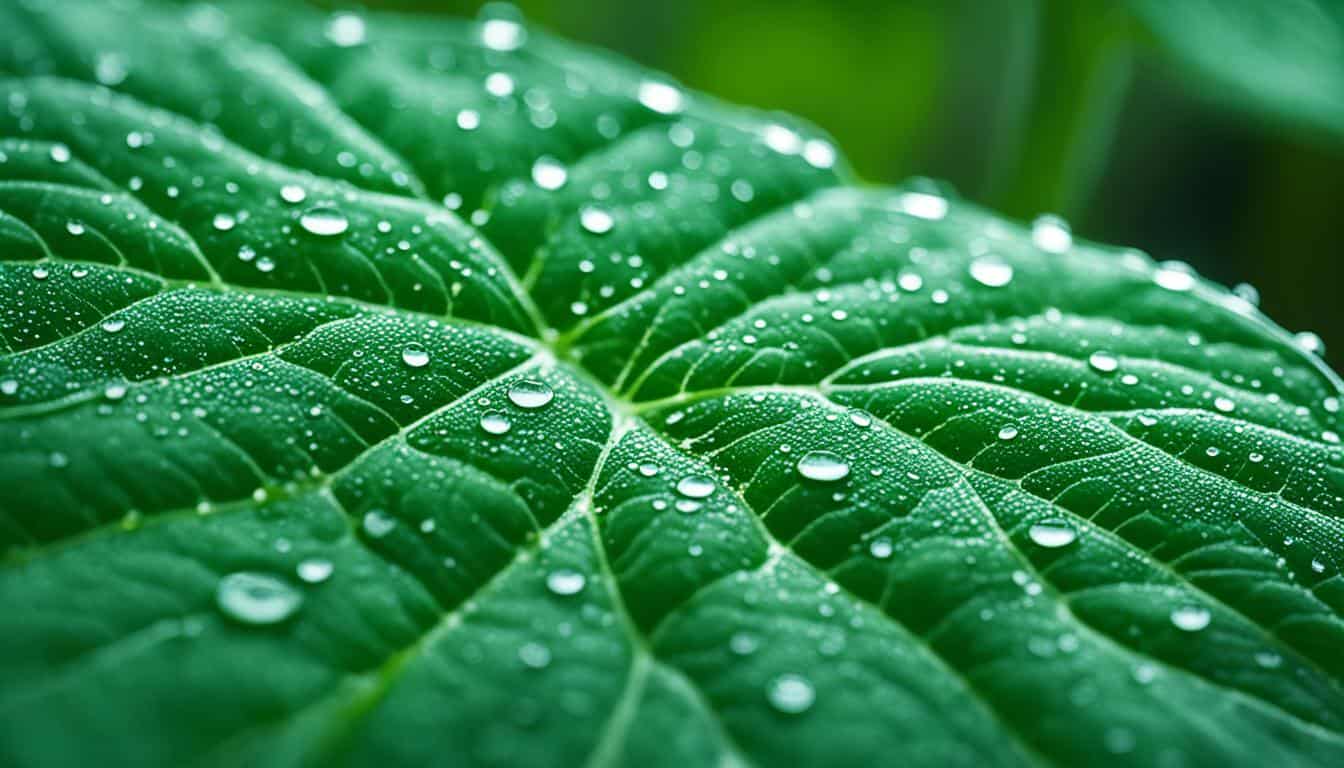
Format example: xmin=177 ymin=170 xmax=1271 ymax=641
xmin=985 ymin=1 xmax=1134 ymax=221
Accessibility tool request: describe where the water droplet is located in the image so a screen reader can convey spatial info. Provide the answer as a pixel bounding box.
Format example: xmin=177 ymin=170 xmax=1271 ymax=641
xmin=1213 ymin=397 xmax=1236 ymax=413
xmin=968 ymin=258 xmax=1013 ymax=288
xmin=869 ymin=537 xmax=893 ymax=559
xmin=847 ymin=409 xmax=872 ymax=427
xmin=998 ymin=425 xmax=1019 ymax=441
xmin=0 ymin=379 xmax=18 ymax=396
xmin=401 ymin=343 xmax=430 ymax=368
xmin=637 ymin=461 xmax=661 ymax=477
xmin=279 ymin=184 xmax=307 ymax=204
xmin=1088 ymin=351 xmax=1119 ymax=374
xmin=518 ymin=641 xmax=551 ymax=668
xmin=296 ymin=558 xmax=334 ymax=583
xmin=531 ymin=156 xmax=568 ymax=190
xmin=101 ymin=318 xmax=126 ymax=333
xmin=507 ymin=379 xmax=554 ymax=409
xmin=1028 ymin=519 xmax=1077 ymax=548
xmin=216 ymin=572 xmax=303 ymax=625
xmin=638 ymin=81 xmax=685 ymax=114
xmin=325 ymin=13 xmax=367 ymax=47
xmin=796 ymin=450 xmax=850 ymax=482
xmin=1311 ymin=558 xmax=1327 ymax=574
xmin=546 ymin=569 xmax=586 ymax=595
xmin=676 ymin=474 xmax=716 ymax=499
xmin=1031 ymin=215 xmax=1072 ymax=252
xmin=480 ymin=410 xmax=511 ymax=435
xmin=580 ymin=206 xmax=614 ymax=234
xmin=481 ymin=18 xmax=526 ymax=51
xmin=49 ymin=144 xmax=71 ymax=163
xmin=1154 ymin=266 xmax=1196 ymax=292
xmin=897 ymin=272 xmax=924 ymax=292
xmin=65 ymin=220 xmax=85 ymax=236
xmin=767 ymin=674 xmax=816 ymax=714
xmin=211 ymin=213 xmax=236 ymax=232
xmin=729 ymin=631 xmax=759 ymax=655
xmin=31 ymin=266 xmax=48 ymax=280
xmin=1295 ymin=331 xmax=1326 ymax=356
xmin=896 ymin=192 xmax=947 ymax=220
xmin=1170 ymin=605 xmax=1211 ymax=632
xmin=299 ymin=206 xmax=350 ymax=237
xmin=362 ymin=509 xmax=397 ymax=538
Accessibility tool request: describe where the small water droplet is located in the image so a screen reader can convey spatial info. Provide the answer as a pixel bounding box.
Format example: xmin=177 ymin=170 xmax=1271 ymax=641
xmin=212 ymin=213 xmax=236 ymax=232
xmin=507 ymin=379 xmax=554 ymax=409
xmin=279 ymin=184 xmax=307 ymax=204
xmin=101 ymin=318 xmax=126 ymax=333
xmin=65 ymin=220 xmax=85 ymax=236
xmin=49 ymin=144 xmax=71 ymax=163
xmin=637 ymin=461 xmax=661 ymax=477
xmin=481 ymin=18 xmax=526 ymax=51
xmin=1170 ymin=605 xmax=1211 ymax=632
xmin=480 ymin=410 xmax=511 ymax=435
xmin=299 ymin=205 xmax=350 ymax=237
xmin=362 ymin=509 xmax=397 ymax=538
xmin=729 ymin=631 xmax=759 ymax=655
xmin=1088 ymin=351 xmax=1119 ymax=374
xmin=296 ymin=558 xmax=334 ymax=583
xmin=1028 ymin=519 xmax=1077 ymax=548
xmin=997 ymin=425 xmax=1019 ymax=441
xmin=847 ymin=409 xmax=872 ymax=428
xmin=767 ymin=674 xmax=815 ymax=714
xmin=869 ymin=537 xmax=893 ymax=559
xmin=216 ymin=572 xmax=303 ymax=625
xmin=325 ymin=12 xmax=367 ymax=47
xmin=796 ymin=450 xmax=850 ymax=482
xmin=675 ymin=474 xmax=716 ymax=498
xmin=401 ymin=343 xmax=430 ymax=368
xmin=638 ymin=80 xmax=685 ymax=114
xmin=1213 ymin=397 xmax=1236 ymax=413
xmin=1031 ymin=215 xmax=1072 ymax=252
xmin=580 ymin=206 xmax=614 ymax=235
xmin=546 ymin=569 xmax=586 ymax=595
xmin=896 ymin=192 xmax=947 ymax=220
xmin=531 ymin=156 xmax=568 ymax=190
xmin=518 ymin=641 xmax=551 ymax=668
xmin=1154 ymin=265 xmax=1196 ymax=292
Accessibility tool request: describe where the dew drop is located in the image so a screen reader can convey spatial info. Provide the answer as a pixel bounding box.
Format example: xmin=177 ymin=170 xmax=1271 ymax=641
xmin=1295 ymin=331 xmax=1326 ymax=356
xmin=100 ymin=318 xmax=126 ymax=333
xmin=546 ymin=568 xmax=586 ymax=595
xmin=1031 ymin=214 xmax=1073 ymax=252
xmin=481 ymin=18 xmax=525 ymax=51
xmin=795 ymin=450 xmax=850 ymax=482
xmin=211 ymin=213 xmax=236 ymax=232
xmin=1028 ymin=519 xmax=1077 ymax=548
xmin=1170 ymin=605 xmax=1211 ymax=632
xmin=1088 ymin=351 xmax=1119 ymax=374
xmin=507 ymin=379 xmax=554 ymax=409
xmin=49 ymin=144 xmax=71 ymax=163
xmin=896 ymin=192 xmax=947 ymax=220
xmin=296 ymin=558 xmax=334 ymax=584
xmin=869 ymin=537 xmax=894 ymax=559
xmin=401 ymin=343 xmax=430 ymax=368
xmin=31 ymin=266 xmax=48 ymax=280
xmin=1213 ymin=397 xmax=1236 ymax=413
xmin=676 ymin=474 xmax=716 ymax=499
xmin=518 ymin=642 xmax=551 ymax=668
xmin=1154 ymin=266 xmax=1196 ymax=292
xmin=325 ymin=13 xmax=366 ymax=47
xmin=279 ymin=184 xmax=307 ymax=204
xmin=847 ymin=409 xmax=872 ymax=428
xmin=580 ymin=206 xmax=614 ymax=234
xmin=767 ymin=674 xmax=816 ymax=714
xmin=362 ymin=509 xmax=397 ymax=538
xmin=480 ymin=410 xmax=512 ymax=435
xmin=997 ymin=425 xmax=1019 ymax=441
xmin=216 ymin=572 xmax=303 ymax=625
xmin=299 ymin=205 xmax=350 ymax=237
xmin=637 ymin=461 xmax=661 ymax=477
xmin=968 ymin=258 xmax=1013 ymax=288
xmin=638 ymin=80 xmax=685 ymax=114
xmin=531 ymin=156 xmax=568 ymax=190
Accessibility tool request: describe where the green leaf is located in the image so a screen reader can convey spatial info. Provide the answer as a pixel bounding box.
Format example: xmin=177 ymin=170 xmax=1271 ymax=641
xmin=1129 ymin=0 xmax=1344 ymax=140
xmin=2 ymin=2 xmax=1343 ymax=767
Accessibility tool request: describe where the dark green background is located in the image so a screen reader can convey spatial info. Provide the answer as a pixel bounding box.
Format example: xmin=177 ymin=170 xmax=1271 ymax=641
xmin=360 ymin=0 xmax=1344 ymax=367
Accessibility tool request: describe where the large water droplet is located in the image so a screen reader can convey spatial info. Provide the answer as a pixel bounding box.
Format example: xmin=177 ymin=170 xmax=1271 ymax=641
xmin=796 ymin=450 xmax=850 ymax=482
xmin=968 ymin=259 xmax=1013 ymax=288
xmin=546 ymin=569 xmax=586 ymax=595
xmin=580 ymin=206 xmax=614 ymax=235
xmin=896 ymin=192 xmax=947 ymax=220
xmin=767 ymin=674 xmax=816 ymax=714
xmin=869 ymin=537 xmax=894 ymax=559
xmin=296 ymin=558 xmax=334 ymax=584
xmin=507 ymin=379 xmax=554 ymax=409
xmin=279 ymin=184 xmax=307 ymax=204
xmin=481 ymin=18 xmax=526 ymax=51
xmin=401 ymin=343 xmax=430 ymax=368
xmin=212 ymin=213 xmax=236 ymax=232
xmin=216 ymin=572 xmax=303 ymax=625
xmin=1088 ymin=351 xmax=1119 ymax=374
xmin=638 ymin=81 xmax=685 ymax=114
xmin=1031 ymin=215 xmax=1072 ymax=253
xmin=325 ymin=13 xmax=367 ymax=47
xmin=1028 ymin=519 xmax=1077 ymax=548
xmin=1154 ymin=265 xmax=1196 ymax=292
xmin=101 ymin=318 xmax=126 ymax=333
xmin=299 ymin=206 xmax=350 ymax=237
xmin=1170 ymin=605 xmax=1211 ymax=632
xmin=531 ymin=156 xmax=568 ymax=190
xmin=480 ymin=410 xmax=512 ymax=435
xmin=675 ymin=474 xmax=716 ymax=499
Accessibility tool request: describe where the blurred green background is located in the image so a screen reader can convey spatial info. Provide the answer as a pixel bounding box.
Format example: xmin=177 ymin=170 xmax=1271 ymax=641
xmin=360 ymin=0 xmax=1344 ymax=367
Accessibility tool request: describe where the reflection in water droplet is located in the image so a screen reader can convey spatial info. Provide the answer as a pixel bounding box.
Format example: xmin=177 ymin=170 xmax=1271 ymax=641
xmin=796 ymin=450 xmax=850 ymax=482
xmin=767 ymin=674 xmax=816 ymax=714
xmin=299 ymin=206 xmax=350 ymax=237
xmin=507 ymin=379 xmax=554 ymax=409
xmin=296 ymin=558 xmax=334 ymax=583
xmin=675 ymin=474 xmax=716 ymax=498
xmin=1028 ymin=519 xmax=1077 ymax=548
xmin=546 ymin=569 xmax=586 ymax=595
xmin=847 ymin=409 xmax=872 ymax=428
xmin=1170 ymin=605 xmax=1211 ymax=632
xmin=216 ymin=572 xmax=303 ymax=625
xmin=401 ymin=343 xmax=430 ymax=368
xmin=480 ymin=410 xmax=511 ymax=435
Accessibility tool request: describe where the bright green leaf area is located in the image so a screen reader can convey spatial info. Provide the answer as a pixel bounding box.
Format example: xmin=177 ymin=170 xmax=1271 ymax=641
xmin=2 ymin=2 xmax=1344 ymax=767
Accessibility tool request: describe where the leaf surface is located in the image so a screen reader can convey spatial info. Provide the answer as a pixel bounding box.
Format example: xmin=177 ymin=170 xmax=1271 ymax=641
xmin=2 ymin=3 xmax=1344 ymax=767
